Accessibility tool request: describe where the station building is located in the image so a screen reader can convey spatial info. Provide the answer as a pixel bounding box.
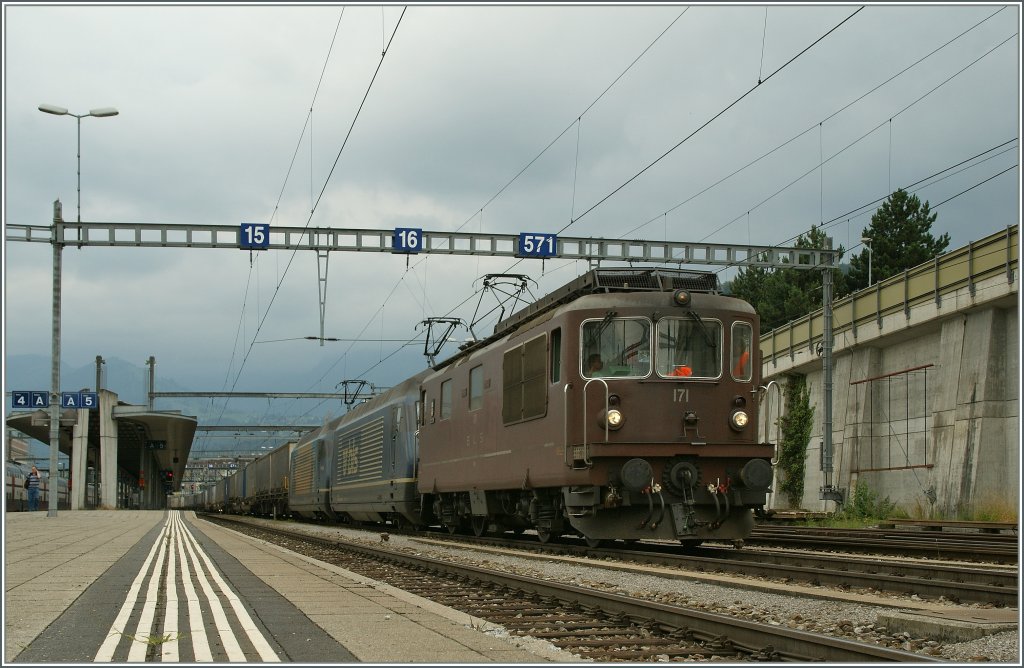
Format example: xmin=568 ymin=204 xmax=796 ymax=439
xmin=6 ymin=391 xmax=195 ymax=510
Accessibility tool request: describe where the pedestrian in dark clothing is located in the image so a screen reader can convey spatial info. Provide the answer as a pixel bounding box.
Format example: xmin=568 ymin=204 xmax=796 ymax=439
xmin=26 ymin=466 xmax=41 ymax=511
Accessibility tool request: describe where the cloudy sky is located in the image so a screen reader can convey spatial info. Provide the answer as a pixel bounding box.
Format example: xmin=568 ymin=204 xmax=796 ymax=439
xmin=3 ymin=3 xmax=1020 ymax=454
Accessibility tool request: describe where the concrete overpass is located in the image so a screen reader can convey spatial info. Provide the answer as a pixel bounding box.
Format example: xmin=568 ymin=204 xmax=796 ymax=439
xmin=6 ymin=389 xmax=196 ymax=510
xmin=760 ymin=225 xmax=1018 ymax=517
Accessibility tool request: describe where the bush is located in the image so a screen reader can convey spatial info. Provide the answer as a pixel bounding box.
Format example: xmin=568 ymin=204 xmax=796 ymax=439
xmin=835 ymin=480 xmax=896 ymax=521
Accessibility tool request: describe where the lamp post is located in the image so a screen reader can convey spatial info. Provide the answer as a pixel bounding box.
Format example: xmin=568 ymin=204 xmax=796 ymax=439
xmin=38 ymin=103 xmax=118 ymax=517
xmin=38 ymin=104 xmax=119 ymax=224
xmin=861 ymin=236 xmax=873 ymax=287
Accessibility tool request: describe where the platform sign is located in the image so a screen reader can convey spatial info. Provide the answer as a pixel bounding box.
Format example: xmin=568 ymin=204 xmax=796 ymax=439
xmin=81 ymin=392 xmax=98 ymax=409
xmin=517 ymin=232 xmax=558 ymax=258
xmin=61 ymin=392 xmax=81 ymax=408
xmin=24 ymin=391 xmax=50 ymax=408
xmin=393 ymin=227 xmax=425 ymax=253
xmin=239 ymin=222 xmax=270 ymax=250
xmin=147 ymin=440 xmax=167 ymax=450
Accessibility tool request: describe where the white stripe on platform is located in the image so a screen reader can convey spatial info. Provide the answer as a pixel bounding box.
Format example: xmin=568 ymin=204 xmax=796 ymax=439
xmin=94 ymin=521 xmax=170 ymax=662
xmin=179 ymin=518 xmax=246 ymax=661
xmin=127 ymin=516 xmax=171 ymax=662
xmin=179 ymin=521 xmax=281 ymax=662
xmin=173 ymin=513 xmax=213 ymax=662
xmin=161 ymin=515 xmax=181 ymax=662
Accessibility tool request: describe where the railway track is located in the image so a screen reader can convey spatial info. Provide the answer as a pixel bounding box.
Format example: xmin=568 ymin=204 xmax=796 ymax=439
xmin=427 ymin=532 xmax=1018 ymax=608
xmin=203 ymin=514 xmax=942 ymax=662
xmin=746 ymin=525 xmax=1018 ymax=564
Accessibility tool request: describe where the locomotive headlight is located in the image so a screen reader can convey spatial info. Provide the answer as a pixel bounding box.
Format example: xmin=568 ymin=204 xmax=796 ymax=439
xmin=729 ymin=409 xmax=750 ymax=431
xmin=600 ymin=408 xmax=625 ymax=431
xmin=672 ymin=289 xmax=692 ymax=306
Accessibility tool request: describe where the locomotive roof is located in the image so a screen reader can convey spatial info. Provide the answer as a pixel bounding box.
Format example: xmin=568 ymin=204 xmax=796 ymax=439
xmin=495 ymin=267 xmax=718 ymax=333
xmin=434 ymin=267 xmax=718 ymax=371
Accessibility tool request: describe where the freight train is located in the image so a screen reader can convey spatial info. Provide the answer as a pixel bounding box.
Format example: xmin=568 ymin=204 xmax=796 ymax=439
xmin=174 ymin=268 xmax=775 ymax=547
xmin=5 ymin=460 xmax=70 ymax=511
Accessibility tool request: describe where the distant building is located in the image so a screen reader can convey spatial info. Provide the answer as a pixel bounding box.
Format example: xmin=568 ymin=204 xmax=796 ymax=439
xmin=6 ymin=430 xmax=30 ymax=462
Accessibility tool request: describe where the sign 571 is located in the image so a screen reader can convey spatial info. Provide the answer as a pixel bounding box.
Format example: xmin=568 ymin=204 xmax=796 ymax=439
xmin=517 ymin=232 xmax=557 ymax=258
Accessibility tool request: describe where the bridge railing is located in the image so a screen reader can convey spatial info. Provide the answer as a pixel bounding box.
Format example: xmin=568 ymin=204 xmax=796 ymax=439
xmin=761 ymin=224 xmax=1018 ymax=367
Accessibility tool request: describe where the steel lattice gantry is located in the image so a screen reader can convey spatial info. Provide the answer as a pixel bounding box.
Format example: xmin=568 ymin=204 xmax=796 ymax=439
xmin=5 ymin=221 xmax=838 ymax=269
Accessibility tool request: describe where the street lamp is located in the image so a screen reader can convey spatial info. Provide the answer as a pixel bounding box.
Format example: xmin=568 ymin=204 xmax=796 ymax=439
xmin=38 ymin=104 xmax=119 ymax=223
xmin=861 ymin=236 xmax=873 ymax=287
xmin=37 ymin=103 xmax=118 ymax=517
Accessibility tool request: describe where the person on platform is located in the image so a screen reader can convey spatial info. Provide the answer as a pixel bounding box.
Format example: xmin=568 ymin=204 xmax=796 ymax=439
xmin=26 ymin=466 xmax=41 ymax=512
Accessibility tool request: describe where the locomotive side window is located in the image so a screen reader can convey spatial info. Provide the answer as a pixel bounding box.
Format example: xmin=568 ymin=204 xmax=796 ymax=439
xmin=655 ymin=316 xmax=723 ymax=379
xmin=550 ymin=328 xmax=561 ymax=384
xmin=581 ymin=317 xmax=651 ymax=378
xmin=502 ymin=333 xmax=548 ymax=424
xmin=731 ymin=322 xmax=753 ymax=381
xmin=440 ymin=379 xmax=453 ymax=420
xmin=469 ymin=365 xmax=484 ymax=411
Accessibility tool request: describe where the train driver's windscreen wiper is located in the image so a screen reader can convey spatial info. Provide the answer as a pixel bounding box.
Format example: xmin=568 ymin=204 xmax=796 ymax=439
xmin=687 ymin=310 xmax=717 ymax=348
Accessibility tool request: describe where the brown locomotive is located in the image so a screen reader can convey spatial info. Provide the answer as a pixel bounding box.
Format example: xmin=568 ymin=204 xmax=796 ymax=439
xmin=418 ymin=267 xmax=774 ymax=546
xmin=183 ymin=267 xmax=774 ymax=548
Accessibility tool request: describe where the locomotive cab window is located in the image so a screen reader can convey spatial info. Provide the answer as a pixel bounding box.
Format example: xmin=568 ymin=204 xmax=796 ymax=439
xmin=656 ymin=315 xmax=722 ymax=379
xmin=731 ymin=322 xmax=753 ymax=382
xmin=581 ymin=317 xmax=651 ymax=378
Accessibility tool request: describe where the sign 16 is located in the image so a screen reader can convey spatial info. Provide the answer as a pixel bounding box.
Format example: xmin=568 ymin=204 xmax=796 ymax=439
xmin=393 ymin=228 xmax=425 ymax=253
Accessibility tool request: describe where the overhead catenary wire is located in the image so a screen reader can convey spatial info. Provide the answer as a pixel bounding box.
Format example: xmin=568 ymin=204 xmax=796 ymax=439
xmin=229 ymin=9 xmax=406 ymax=388
xmin=449 ymin=7 xmax=691 ymax=238
xmin=598 ymin=5 xmax=1008 ymax=245
xmin=560 ymin=6 xmax=866 ymax=234
xmin=696 ymin=32 xmax=1017 ymax=246
xmin=199 ymin=8 xmax=406 ymax=457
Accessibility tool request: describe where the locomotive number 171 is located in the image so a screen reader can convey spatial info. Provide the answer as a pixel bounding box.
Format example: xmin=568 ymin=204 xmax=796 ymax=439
xmin=673 ymin=388 xmax=689 ymax=403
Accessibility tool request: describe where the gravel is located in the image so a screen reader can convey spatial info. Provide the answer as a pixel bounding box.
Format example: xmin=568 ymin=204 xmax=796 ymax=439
xmin=239 ymin=519 xmax=1020 ymax=663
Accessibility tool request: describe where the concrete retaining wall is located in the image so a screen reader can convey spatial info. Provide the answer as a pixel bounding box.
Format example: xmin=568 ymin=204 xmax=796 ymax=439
xmin=763 ymin=263 xmax=1018 ymax=515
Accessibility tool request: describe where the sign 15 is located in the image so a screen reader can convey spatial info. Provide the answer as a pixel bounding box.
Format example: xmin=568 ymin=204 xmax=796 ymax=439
xmin=239 ymin=222 xmax=270 ymax=250
xmin=518 ymin=232 xmax=557 ymax=258
xmin=393 ymin=228 xmax=425 ymax=253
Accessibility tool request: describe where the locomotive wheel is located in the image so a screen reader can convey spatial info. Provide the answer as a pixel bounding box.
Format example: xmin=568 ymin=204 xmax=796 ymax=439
xmin=679 ymin=539 xmax=704 ymax=549
xmin=584 ymin=536 xmax=604 ymax=549
xmin=445 ymin=522 xmax=458 ymax=535
xmin=471 ymin=516 xmax=488 ymax=537
xmin=536 ymin=527 xmax=553 ymax=543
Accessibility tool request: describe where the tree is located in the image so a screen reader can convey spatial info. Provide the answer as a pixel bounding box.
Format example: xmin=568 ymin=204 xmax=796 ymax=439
xmin=777 ymin=373 xmax=813 ymax=508
xmin=847 ymin=189 xmax=949 ymax=291
xmin=728 ymin=225 xmax=847 ymax=331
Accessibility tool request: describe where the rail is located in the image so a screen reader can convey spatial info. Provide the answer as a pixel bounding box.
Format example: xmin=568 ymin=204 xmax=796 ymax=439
xmin=761 ymin=224 xmax=1017 ymax=365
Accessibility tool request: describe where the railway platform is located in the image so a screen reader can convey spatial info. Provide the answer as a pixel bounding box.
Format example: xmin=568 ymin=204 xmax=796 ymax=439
xmin=3 ymin=510 xmax=575 ymax=663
